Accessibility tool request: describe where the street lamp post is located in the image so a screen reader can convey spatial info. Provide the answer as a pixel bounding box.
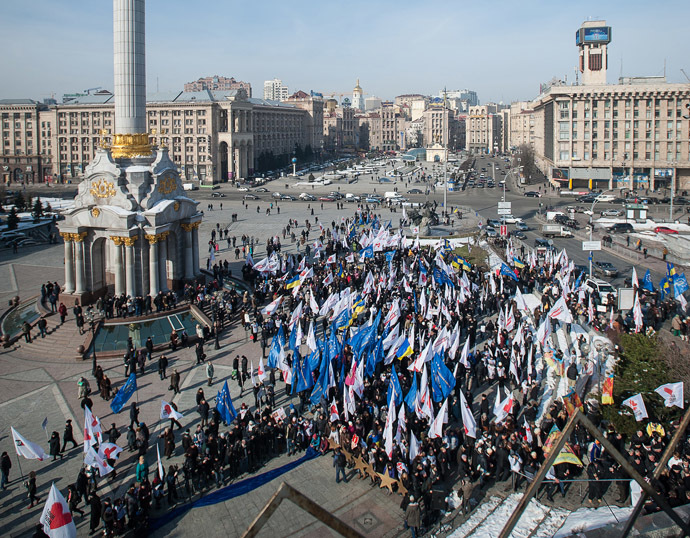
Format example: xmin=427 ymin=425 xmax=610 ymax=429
xmin=670 ymin=163 xmax=676 ymax=221
xmin=84 ymin=307 xmax=101 ymax=376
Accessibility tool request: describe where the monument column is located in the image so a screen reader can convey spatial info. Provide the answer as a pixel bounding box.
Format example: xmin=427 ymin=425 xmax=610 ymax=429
xmin=146 ymin=234 xmax=160 ymax=296
xmin=182 ymin=223 xmax=194 ymax=279
xmin=124 ymin=236 xmax=137 ymax=297
xmin=110 ymin=237 xmax=125 ymax=295
xmin=61 ymin=233 xmax=75 ymax=294
xmin=192 ymin=222 xmax=200 ymax=276
xmin=73 ymin=232 xmax=87 ymax=295
xmin=158 ymin=232 xmax=169 ymax=291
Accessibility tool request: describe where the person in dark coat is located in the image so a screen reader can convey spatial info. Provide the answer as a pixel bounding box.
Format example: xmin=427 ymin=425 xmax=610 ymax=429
xmin=129 ymin=402 xmax=140 ymax=429
xmin=1 ymin=451 xmax=11 ymax=490
xmin=405 ymin=495 xmax=421 ymax=537
xmin=49 ymin=431 xmax=62 ymax=461
xmin=170 ymin=369 xmax=181 ymax=394
xmin=89 ymin=492 xmax=102 ymax=534
xmin=27 ymin=470 xmax=40 ymax=508
xmin=62 ymin=419 xmax=78 ymax=451
xmin=158 ymin=355 xmax=168 ymax=380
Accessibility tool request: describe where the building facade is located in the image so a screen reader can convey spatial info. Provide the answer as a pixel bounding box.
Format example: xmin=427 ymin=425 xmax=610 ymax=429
xmin=508 ymin=101 xmax=535 ymax=150
xmin=465 ymin=104 xmax=503 ymax=154
xmin=352 ymin=80 xmax=365 ymax=111
xmin=184 ymin=75 xmax=252 ymax=96
xmin=1 ymin=89 xmax=317 ymax=185
xmin=263 ymin=79 xmax=289 ymax=101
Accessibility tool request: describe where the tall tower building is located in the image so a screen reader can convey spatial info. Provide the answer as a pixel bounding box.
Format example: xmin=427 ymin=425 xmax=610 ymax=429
xmin=352 ymin=79 xmax=364 ymax=111
xmin=263 ymin=78 xmax=288 ymax=101
xmin=576 ymin=20 xmax=611 ymax=85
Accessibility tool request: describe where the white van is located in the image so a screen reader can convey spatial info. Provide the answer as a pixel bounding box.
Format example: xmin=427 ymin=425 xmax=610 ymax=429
xmin=595 ymin=194 xmax=615 ymax=203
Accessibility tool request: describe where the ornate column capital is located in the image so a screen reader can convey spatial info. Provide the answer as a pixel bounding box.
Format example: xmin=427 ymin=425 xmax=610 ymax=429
xmin=145 ymin=234 xmax=160 ymax=244
xmin=72 ymin=232 xmax=88 ymax=242
xmin=109 ymin=236 xmax=125 ymax=246
xmin=181 ymin=222 xmax=195 ymax=232
xmin=159 ymin=231 xmax=170 ymax=241
xmin=59 ymin=232 xmax=73 ymax=242
xmin=122 ymin=236 xmax=137 ymax=247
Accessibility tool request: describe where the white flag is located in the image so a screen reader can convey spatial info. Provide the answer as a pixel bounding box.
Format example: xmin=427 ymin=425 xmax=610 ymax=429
xmin=84 ymin=446 xmax=113 ymax=476
xmin=97 ymin=442 xmax=123 ymax=461
xmin=257 ymin=357 xmax=267 ymax=382
xmin=160 ymin=400 xmax=183 ymax=421
xmin=11 ymin=427 xmax=47 ymax=461
xmin=494 ymin=391 xmax=514 ymax=424
xmin=306 ymin=321 xmax=317 ymax=352
xmin=459 ymin=391 xmax=476 ymax=439
xmin=409 ymin=431 xmax=419 ymax=463
xmin=261 ymin=296 xmax=283 ymax=316
xmin=523 ymin=418 xmax=533 ymax=444
xmin=632 ymin=267 xmax=639 ymax=289
xmin=428 ymin=399 xmax=448 ymax=439
xmin=156 ymin=444 xmax=164 ymax=480
xmin=622 ymin=393 xmax=649 ymax=421
xmin=632 ymin=292 xmax=643 ymax=333
xmin=383 ymin=400 xmax=396 ymax=457
xmin=548 ymin=296 xmax=574 ymax=323
xmin=40 ymin=483 xmax=77 ymax=538
xmin=83 ymin=406 xmax=102 ymax=453
xmin=655 ymin=382 xmax=684 ymax=409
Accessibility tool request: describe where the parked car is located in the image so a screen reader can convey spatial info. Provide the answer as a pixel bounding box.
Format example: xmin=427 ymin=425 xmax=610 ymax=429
xmin=211 ymin=192 xmax=226 ymax=198
xmin=280 ymin=194 xmax=296 ymax=201
xmin=584 ymin=278 xmax=618 ymax=305
xmin=608 ymin=222 xmax=633 ymax=234
xmin=554 ymin=214 xmax=570 ymax=225
xmin=364 ymin=197 xmax=381 ymax=204
xmin=255 ymin=187 xmax=269 ymax=192
xmin=524 ymin=191 xmax=542 ymax=197
xmin=319 ymin=196 xmax=335 ymax=202
xmin=654 ymin=226 xmax=678 ymax=234
xmin=513 ymin=231 xmax=526 ymax=240
xmin=407 ymin=188 xmax=423 ymax=194
xmin=237 ymin=186 xmax=249 ymax=192
xmin=601 ymin=209 xmax=623 ymax=217
xmin=243 ymin=194 xmax=259 ymax=200
xmin=271 ymin=192 xmax=282 ymax=199
xmin=299 ymin=193 xmax=316 ymax=201
xmin=484 ymin=226 xmax=498 ymax=238
xmin=593 ymin=261 xmax=618 ymax=278
xmin=487 ymin=219 xmax=501 ymax=228
xmin=515 ymin=222 xmax=529 ymax=231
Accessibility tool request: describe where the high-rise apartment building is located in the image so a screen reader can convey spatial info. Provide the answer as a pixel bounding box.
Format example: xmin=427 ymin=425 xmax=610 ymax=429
xmin=263 ymin=79 xmax=289 ymax=101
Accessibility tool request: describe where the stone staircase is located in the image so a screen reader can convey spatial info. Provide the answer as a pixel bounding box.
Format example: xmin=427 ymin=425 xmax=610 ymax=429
xmin=13 ymin=311 xmax=87 ymax=363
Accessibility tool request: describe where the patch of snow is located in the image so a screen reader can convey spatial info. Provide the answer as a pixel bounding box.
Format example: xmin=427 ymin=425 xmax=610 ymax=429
xmin=554 ymin=505 xmax=632 ymax=537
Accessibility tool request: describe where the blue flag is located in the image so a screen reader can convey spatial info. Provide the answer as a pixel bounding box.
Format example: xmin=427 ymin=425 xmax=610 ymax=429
xmin=674 ymin=273 xmax=689 ymax=297
xmin=360 ymin=245 xmax=374 ymax=259
xmin=333 ymin=308 xmax=351 ymax=331
xmin=660 ymin=277 xmax=671 ymax=298
xmin=310 ymin=357 xmax=331 ymax=405
xmin=404 ymin=373 xmax=418 ymax=412
xmin=500 ymin=262 xmax=519 ymax=282
xmin=642 ymin=269 xmax=654 ymax=292
xmin=430 ymin=353 xmax=456 ymax=403
xmin=387 ymin=364 xmax=403 ymax=408
xmin=307 ymin=348 xmax=321 ymax=373
xmin=288 ymin=323 xmax=298 ymax=352
xmin=385 ymin=251 xmax=395 ymax=264
xmin=110 ymin=373 xmax=137 ymax=414
xmin=216 ymin=380 xmax=237 ymax=426
xmin=373 ymin=336 xmax=384 ymax=365
xmin=267 ymin=325 xmax=285 ymax=368
xmin=327 ymin=329 xmax=342 ymax=363
xmin=292 ymin=351 xmax=314 ymax=394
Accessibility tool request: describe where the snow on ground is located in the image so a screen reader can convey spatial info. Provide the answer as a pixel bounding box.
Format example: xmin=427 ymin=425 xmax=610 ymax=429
xmin=553 ymin=505 xmax=632 ymax=537
xmin=448 ymin=493 xmax=569 ymax=538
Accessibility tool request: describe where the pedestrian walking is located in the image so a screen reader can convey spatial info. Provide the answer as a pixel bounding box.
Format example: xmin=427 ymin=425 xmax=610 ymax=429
xmin=88 ymin=492 xmax=102 ymax=534
xmin=1 ymin=451 xmax=11 ymax=490
xmin=333 ymin=449 xmax=346 ymax=483
xmin=170 ymin=369 xmax=181 ymax=394
xmin=405 ymin=495 xmax=421 ymax=537
xmin=26 ymin=471 xmax=40 ymax=509
xmin=158 ymin=354 xmax=168 ymax=380
xmin=49 ymin=431 xmax=62 ymax=461
xmin=62 ymin=419 xmax=78 ymax=451
xmin=206 ymin=360 xmax=214 ymax=386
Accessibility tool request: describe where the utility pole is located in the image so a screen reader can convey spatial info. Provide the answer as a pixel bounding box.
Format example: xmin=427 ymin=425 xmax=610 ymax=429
xmin=670 ymin=163 xmax=676 ymax=221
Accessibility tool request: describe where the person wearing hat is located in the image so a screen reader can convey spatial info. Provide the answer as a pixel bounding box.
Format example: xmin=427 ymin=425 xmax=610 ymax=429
xmin=62 ymin=419 xmax=78 ymax=451
xmin=405 ymin=494 xmax=421 ymax=537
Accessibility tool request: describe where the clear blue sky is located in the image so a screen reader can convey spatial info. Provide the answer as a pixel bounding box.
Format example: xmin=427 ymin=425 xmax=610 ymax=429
xmin=2 ymin=0 xmax=688 ymax=104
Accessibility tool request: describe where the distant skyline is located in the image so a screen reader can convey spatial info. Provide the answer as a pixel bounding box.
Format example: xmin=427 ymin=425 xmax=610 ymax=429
xmin=2 ymin=0 xmax=689 ymax=105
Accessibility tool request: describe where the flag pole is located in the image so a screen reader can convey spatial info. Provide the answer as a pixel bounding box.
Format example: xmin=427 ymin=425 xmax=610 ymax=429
xmin=14 ymin=453 xmax=25 ymax=482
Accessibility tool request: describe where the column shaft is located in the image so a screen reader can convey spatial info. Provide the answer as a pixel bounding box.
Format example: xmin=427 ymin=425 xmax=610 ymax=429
xmin=125 ymin=244 xmax=136 ymax=297
xmin=192 ymin=226 xmax=200 ymax=276
xmin=159 ymin=238 xmax=169 ymax=291
xmin=148 ymin=238 xmax=159 ymax=296
xmin=184 ymin=229 xmax=194 ymax=279
xmin=113 ymin=242 xmax=125 ymax=295
xmin=74 ymin=240 xmax=85 ymax=294
xmin=63 ymin=239 xmax=75 ymax=293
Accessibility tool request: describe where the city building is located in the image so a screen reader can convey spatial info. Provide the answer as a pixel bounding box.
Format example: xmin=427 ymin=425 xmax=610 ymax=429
xmin=184 ymin=75 xmax=252 ymax=96
xmin=263 ymin=78 xmax=289 ymax=101
xmin=442 ymin=89 xmax=479 ymax=107
xmin=284 ymin=91 xmax=325 ymax=156
xmin=530 ymin=20 xmax=690 ymax=191
xmin=352 ymin=80 xmax=365 ymax=111
xmin=508 ymin=101 xmax=535 ymax=150
xmin=365 ymin=96 xmax=382 ymax=112
xmin=1 ymin=88 xmax=318 ymax=185
xmin=465 ymin=104 xmax=504 ymax=154
xmin=380 ymin=102 xmax=406 ymax=152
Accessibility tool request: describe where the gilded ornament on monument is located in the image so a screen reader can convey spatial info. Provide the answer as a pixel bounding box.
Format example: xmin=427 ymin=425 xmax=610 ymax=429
xmin=158 ymin=173 xmax=177 ymax=194
xmin=174 ymin=202 xmax=180 ymax=211
xmin=91 ymin=207 xmax=100 ymax=218
xmin=90 ymin=178 xmax=117 ymax=199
